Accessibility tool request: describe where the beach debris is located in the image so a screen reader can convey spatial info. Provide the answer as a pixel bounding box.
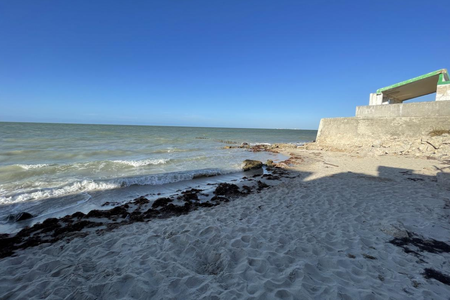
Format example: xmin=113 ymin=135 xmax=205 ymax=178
xmin=242 ymin=159 xmax=263 ymax=171
xmin=262 ymin=173 xmax=281 ymax=180
xmin=210 ymin=196 xmax=230 ymax=203
xmin=133 ymin=196 xmax=150 ymax=205
xmin=241 ymin=185 xmax=252 ymax=194
xmin=178 ymin=188 xmax=202 ymax=201
xmin=152 ymin=197 xmax=173 ymax=209
xmin=256 ymin=181 xmax=269 ymax=191
xmin=214 ymin=183 xmax=241 ymax=196
xmin=362 ymin=253 xmax=377 ymax=260
xmin=406 ymin=177 xmax=425 ymax=182
xmin=389 ymin=231 xmax=450 ymax=256
xmin=423 ymin=268 xmax=450 ymax=286
xmin=15 ymin=212 xmax=33 ymax=222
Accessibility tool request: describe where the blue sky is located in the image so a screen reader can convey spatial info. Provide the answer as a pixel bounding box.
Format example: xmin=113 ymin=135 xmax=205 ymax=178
xmin=0 ymin=1 xmax=449 ymax=130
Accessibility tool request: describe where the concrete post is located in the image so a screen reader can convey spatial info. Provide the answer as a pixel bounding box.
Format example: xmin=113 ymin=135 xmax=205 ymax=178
xmin=436 ymin=83 xmax=450 ymax=101
xmin=369 ymin=93 xmax=385 ymax=105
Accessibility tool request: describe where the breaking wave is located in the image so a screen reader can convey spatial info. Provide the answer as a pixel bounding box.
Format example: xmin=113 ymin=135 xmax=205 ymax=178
xmin=0 ymin=168 xmax=234 ymax=204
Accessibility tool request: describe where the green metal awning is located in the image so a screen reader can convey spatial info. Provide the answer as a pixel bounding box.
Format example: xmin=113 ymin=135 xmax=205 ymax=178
xmin=376 ymin=69 xmax=450 ymax=102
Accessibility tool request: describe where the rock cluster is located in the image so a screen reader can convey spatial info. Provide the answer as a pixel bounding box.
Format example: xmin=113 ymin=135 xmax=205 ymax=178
xmin=242 ymin=159 xmax=263 ymax=171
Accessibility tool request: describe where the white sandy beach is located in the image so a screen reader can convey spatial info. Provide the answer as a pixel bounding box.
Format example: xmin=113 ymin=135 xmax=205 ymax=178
xmin=0 ymin=149 xmax=449 ymax=300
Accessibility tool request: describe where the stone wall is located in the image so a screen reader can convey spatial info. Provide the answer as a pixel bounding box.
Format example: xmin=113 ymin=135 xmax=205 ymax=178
xmin=356 ymin=101 xmax=450 ymax=118
xmin=314 ymin=116 xmax=450 ymax=160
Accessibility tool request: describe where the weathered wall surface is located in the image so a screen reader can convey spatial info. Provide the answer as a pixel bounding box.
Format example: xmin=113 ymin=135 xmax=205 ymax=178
xmin=436 ymin=84 xmax=450 ymax=101
xmin=356 ymin=101 xmax=450 ymax=118
xmin=314 ymin=116 xmax=450 ymax=159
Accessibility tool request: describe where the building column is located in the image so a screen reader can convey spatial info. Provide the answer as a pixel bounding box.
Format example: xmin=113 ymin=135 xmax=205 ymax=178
xmin=369 ymin=93 xmax=385 ymax=105
xmin=436 ymin=73 xmax=450 ymax=101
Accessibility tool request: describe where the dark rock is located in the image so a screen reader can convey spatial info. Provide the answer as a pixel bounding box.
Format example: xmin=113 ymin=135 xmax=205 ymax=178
xmin=107 ymin=206 xmax=128 ymax=217
xmin=71 ymin=211 xmax=85 ymax=219
xmin=87 ymin=210 xmax=105 ymax=218
xmin=130 ymin=211 xmax=144 ymax=222
xmin=133 ymin=196 xmax=149 ymax=205
xmin=53 ymin=221 xmax=102 ymax=236
xmin=20 ymin=235 xmax=46 ymax=249
xmin=16 ymin=226 xmax=36 ymax=238
xmin=15 ymin=212 xmax=33 ymax=222
xmin=143 ymin=208 xmax=160 ymax=218
xmin=390 ymin=231 xmax=450 ymax=255
xmin=241 ymin=185 xmax=252 ymax=194
xmin=40 ymin=218 xmax=61 ymax=233
xmin=61 ymin=215 xmax=73 ymax=223
xmin=161 ymin=203 xmax=191 ymax=215
xmin=214 ymin=183 xmax=241 ymax=196
xmin=242 ymin=160 xmax=263 ymax=171
xmin=0 ymin=235 xmax=20 ymax=258
xmin=423 ymin=268 xmax=450 ymax=286
xmin=211 ymin=196 xmax=230 ymax=202
xmin=257 ymin=181 xmax=269 ymax=191
xmin=262 ymin=174 xmax=280 ymax=180
xmin=179 ymin=189 xmax=202 ymax=201
xmin=198 ymin=202 xmax=217 ymax=208
xmin=152 ymin=197 xmax=172 ymax=209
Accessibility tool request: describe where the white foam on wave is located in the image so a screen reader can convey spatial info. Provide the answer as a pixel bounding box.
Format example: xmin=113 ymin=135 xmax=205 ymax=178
xmin=0 ymin=169 xmax=235 ymax=204
xmin=17 ymin=164 xmax=51 ymax=170
xmin=0 ymin=180 xmax=119 ymax=204
xmin=112 ymin=158 xmax=170 ymax=167
xmin=10 ymin=158 xmax=170 ymax=173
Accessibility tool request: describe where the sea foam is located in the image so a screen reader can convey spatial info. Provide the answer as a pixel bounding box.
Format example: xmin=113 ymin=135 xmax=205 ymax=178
xmin=112 ymin=158 xmax=170 ymax=167
xmin=0 ymin=169 xmax=232 ymax=204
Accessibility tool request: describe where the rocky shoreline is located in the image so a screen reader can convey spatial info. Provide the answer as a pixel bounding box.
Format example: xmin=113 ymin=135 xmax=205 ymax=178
xmin=0 ymin=161 xmax=294 ymax=259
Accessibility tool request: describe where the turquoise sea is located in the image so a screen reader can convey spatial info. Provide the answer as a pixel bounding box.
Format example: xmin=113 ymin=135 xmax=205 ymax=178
xmin=0 ymin=122 xmax=317 ymax=231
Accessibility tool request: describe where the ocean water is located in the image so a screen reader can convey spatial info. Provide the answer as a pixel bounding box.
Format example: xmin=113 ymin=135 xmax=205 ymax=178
xmin=0 ymin=122 xmax=317 ymax=231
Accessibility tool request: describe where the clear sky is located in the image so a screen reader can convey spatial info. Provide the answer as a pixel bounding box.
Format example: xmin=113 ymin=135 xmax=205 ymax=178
xmin=0 ymin=1 xmax=449 ymax=130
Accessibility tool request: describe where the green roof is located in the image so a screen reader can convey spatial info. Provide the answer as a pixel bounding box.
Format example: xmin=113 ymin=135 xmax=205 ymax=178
xmin=376 ymin=69 xmax=449 ymax=102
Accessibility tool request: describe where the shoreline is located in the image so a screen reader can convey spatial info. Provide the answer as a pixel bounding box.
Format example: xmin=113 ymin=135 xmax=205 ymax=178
xmin=0 ymin=164 xmax=292 ymax=258
xmin=1 ymin=145 xmax=450 ymax=299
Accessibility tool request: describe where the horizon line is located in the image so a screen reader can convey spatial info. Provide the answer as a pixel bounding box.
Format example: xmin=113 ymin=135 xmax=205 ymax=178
xmin=0 ymin=120 xmax=318 ymax=131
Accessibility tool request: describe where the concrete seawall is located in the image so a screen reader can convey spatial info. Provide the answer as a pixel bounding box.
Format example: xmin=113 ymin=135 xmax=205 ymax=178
xmin=356 ymin=101 xmax=450 ymax=118
xmin=317 ymin=116 xmax=450 ymax=143
xmin=314 ymin=102 xmax=450 ymax=159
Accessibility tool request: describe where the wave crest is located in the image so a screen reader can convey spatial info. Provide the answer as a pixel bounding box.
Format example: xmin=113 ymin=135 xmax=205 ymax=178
xmin=0 ymin=169 xmax=234 ymax=204
xmin=112 ymin=159 xmax=170 ymax=167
